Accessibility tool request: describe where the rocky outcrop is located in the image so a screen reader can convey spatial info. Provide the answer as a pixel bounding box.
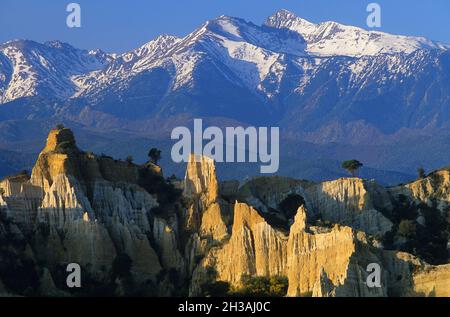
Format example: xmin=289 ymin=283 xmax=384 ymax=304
xmin=1 ymin=130 xmax=449 ymax=297
xmin=237 ymin=176 xmax=392 ymax=236
xmin=212 ymin=202 xmax=287 ymax=284
xmin=0 ymin=128 xmax=169 ymax=295
xmin=199 ymin=202 xmax=228 ymax=242
xmin=29 ymin=129 xmax=164 ymax=280
xmin=306 ymin=178 xmax=393 ymax=236
xmin=189 ymin=198 xmax=450 ymax=297
xmin=190 ymin=201 xmax=287 ymax=295
xmin=184 ymin=154 xmax=219 ymax=208
xmin=286 ymin=206 xmax=356 ymax=296
xmin=191 ymin=203 xmax=384 ymax=296
xmin=153 ymin=217 xmax=184 ymax=272
xmin=412 ymin=264 xmax=450 ymax=297
xmin=182 ymin=154 xmax=230 ymax=277
xmin=390 ymin=169 xmax=450 ymax=212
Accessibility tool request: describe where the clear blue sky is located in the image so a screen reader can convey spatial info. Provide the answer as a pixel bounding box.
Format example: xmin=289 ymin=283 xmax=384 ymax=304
xmin=1 ymin=0 xmax=449 ymax=53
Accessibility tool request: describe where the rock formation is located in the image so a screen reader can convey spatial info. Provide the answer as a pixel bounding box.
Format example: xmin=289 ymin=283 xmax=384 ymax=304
xmin=237 ymin=176 xmax=393 ymax=235
xmin=0 ymin=129 xmax=449 ymax=297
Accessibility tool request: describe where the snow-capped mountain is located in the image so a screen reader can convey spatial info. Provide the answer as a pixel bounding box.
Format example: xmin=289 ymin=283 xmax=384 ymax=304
xmin=0 ymin=9 xmax=449 ymax=133
xmin=2 ymin=9 xmax=448 ymax=106
xmin=0 ymin=40 xmax=111 ymax=104
xmin=265 ymin=9 xmax=449 ymax=57
xmin=0 ymin=10 xmax=450 ymax=184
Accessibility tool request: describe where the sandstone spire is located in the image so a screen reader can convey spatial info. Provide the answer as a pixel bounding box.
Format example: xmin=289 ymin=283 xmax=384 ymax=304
xmin=184 ymin=154 xmax=218 ymax=206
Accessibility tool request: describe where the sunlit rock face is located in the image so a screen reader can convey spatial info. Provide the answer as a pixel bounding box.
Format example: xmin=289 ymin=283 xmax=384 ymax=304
xmin=182 ymin=154 xmax=230 ymax=281
xmin=412 ymin=264 xmax=450 ymax=297
xmin=1 ymin=128 xmax=165 ymax=288
xmin=190 ymin=203 xmax=385 ymax=297
xmin=0 ymin=130 xmax=449 ymax=297
xmin=187 ymin=162 xmax=450 ymax=297
xmin=184 ymin=154 xmax=219 ymax=209
xmin=390 ymin=169 xmax=450 ymax=212
xmin=236 ymin=176 xmax=393 ymax=236
xmin=306 ymin=178 xmax=393 ymax=236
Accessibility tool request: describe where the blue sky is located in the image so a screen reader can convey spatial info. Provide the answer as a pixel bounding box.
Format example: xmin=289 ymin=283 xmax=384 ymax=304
xmin=1 ymin=0 xmax=449 ymax=53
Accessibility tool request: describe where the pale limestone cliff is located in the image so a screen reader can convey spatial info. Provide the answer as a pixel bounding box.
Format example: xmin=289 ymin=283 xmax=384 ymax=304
xmin=186 ymin=157 xmax=449 ymax=297
xmin=199 ymin=202 xmax=228 ymax=242
xmin=190 ymin=201 xmax=287 ymax=295
xmin=214 ymin=202 xmax=287 ymax=284
xmin=1 ymin=128 xmax=165 ymax=286
xmin=390 ymin=169 xmax=450 ymax=212
xmin=190 ymin=201 xmax=450 ymax=297
xmin=182 ymin=154 xmax=231 ymax=277
xmin=412 ymin=264 xmax=450 ymax=297
xmin=1 ymin=131 xmax=449 ymax=297
xmin=306 ymin=178 xmax=393 ymax=235
xmin=286 ymin=206 xmax=356 ymax=296
xmin=184 ymin=154 xmax=219 ymax=208
xmin=237 ymin=176 xmax=392 ymax=236
xmin=190 ymin=203 xmax=379 ymax=296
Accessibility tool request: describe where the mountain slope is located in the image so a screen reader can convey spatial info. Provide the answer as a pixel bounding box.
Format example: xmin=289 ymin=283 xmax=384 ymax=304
xmin=0 ymin=40 xmax=110 ymax=103
xmin=265 ymin=9 xmax=449 ymax=57
xmin=0 ymin=10 xmax=449 ymax=183
xmin=1 ymin=10 xmax=449 ymax=129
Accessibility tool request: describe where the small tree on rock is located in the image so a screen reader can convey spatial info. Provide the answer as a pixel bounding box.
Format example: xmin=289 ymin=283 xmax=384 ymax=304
xmin=148 ymin=148 xmax=161 ymax=165
xmin=341 ymin=160 xmax=363 ymax=177
xmin=417 ymin=167 xmax=426 ymax=179
xmin=125 ymin=155 xmax=134 ymax=165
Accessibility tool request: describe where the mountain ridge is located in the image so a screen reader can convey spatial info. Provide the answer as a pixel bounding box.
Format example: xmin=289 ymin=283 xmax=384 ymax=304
xmin=2 ymin=9 xmax=449 ymax=105
xmin=0 ymin=10 xmax=449 ymax=184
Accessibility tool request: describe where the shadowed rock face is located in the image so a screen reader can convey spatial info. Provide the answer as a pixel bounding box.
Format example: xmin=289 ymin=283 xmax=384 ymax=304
xmin=1 ymin=128 xmax=167 ymax=295
xmin=0 ymin=129 xmax=449 ymax=297
xmin=186 ymin=157 xmax=449 ymax=297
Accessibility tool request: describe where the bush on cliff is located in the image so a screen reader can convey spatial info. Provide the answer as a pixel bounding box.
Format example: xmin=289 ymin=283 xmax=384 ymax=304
xmin=234 ymin=275 xmax=288 ymax=297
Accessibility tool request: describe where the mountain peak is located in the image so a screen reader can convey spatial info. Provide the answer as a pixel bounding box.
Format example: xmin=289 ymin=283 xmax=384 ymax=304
xmin=268 ymin=9 xmax=299 ymax=21
xmin=44 ymin=40 xmax=74 ymax=50
xmin=265 ymin=9 xmax=315 ymax=30
xmin=265 ymin=9 xmax=447 ymax=57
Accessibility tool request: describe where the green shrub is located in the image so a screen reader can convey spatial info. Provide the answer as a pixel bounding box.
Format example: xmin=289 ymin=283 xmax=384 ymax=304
xmin=234 ymin=275 xmax=288 ymax=297
xmin=398 ymin=220 xmax=416 ymax=239
xmin=201 ymin=281 xmax=230 ymax=297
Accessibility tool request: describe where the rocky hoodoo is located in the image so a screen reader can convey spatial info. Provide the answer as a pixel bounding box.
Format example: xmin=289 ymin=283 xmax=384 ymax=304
xmin=191 ymin=202 xmax=385 ymax=297
xmin=188 ymin=160 xmax=449 ymax=297
xmin=0 ymin=128 xmax=175 ymax=295
xmin=181 ymin=154 xmax=231 ymax=278
xmin=0 ymin=129 xmax=449 ymax=297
